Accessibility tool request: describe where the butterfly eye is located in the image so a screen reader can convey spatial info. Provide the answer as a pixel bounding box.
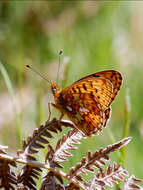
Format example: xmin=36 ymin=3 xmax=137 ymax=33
xmin=53 ymin=88 xmax=57 ymax=93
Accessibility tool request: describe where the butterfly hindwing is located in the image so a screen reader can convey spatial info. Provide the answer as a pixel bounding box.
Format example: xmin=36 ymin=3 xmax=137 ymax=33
xmin=59 ymin=92 xmax=105 ymax=136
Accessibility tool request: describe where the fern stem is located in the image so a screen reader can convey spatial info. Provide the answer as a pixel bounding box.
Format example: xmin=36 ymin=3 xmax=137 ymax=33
xmin=0 ymin=153 xmax=85 ymax=190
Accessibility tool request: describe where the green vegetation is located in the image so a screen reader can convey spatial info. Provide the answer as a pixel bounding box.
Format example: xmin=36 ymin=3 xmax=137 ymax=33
xmin=0 ymin=1 xmax=142 ymax=182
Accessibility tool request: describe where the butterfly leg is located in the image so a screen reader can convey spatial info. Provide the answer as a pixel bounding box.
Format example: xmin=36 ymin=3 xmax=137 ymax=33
xmin=59 ymin=112 xmax=64 ymax=120
xmin=51 ymin=102 xmax=59 ymax=109
xmin=51 ymin=103 xmax=64 ymax=121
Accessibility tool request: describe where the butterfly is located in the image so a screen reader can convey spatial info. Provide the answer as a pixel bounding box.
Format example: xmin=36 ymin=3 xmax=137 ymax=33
xmin=51 ymin=70 xmax=122 ymax=136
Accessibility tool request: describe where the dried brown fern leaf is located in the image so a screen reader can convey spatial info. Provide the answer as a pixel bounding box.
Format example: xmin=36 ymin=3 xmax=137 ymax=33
xmin=121 ymin=175 xmax=143 ymax=190
xmin=17 ymin=150 xmax=42 ymax=189
xmin=17 ymin=184 xmax=29 ymax=190
xmin=40 ymin=169 xmax=85 ymax=190
xmin=0 ymin=149 xmax=70 ymax=189
xmin=17 ymin=119 xmax=75 ymax=190
xmin=45 ymin=144 xmax=63 ymax=169
xmin=16 ymin=118 xmax=59 ymax=190
xmin=19 ymin=118 xmax=62 ymax=158
xmin=53 ymin=129 xmax=86 ymax=162
xmin=40 ymin=171 xmax=64 ymax=190
xmin=65 ymin=183 xmax=80 ymax=190
xmin=17 ymin=165 xmax=42 ymax=190
xmin=44 ymin=121 xmax=81 ymax=167
xmin=67 ymin=137 xmax=131 ymax=181
xmin=40 ymin=128 xmax=85 ymax=189
xmin=85 ymin=162 xmax=128 ymax=190
xmin=0 ymin=146 xmax=17 ymax=190
xmin=40 ymin=127 xmax=86 ymax=189
xmin=18 ymin=118 xmax=75 ymax=159
xmin=40 ymin=137 xmax=131 ymax=190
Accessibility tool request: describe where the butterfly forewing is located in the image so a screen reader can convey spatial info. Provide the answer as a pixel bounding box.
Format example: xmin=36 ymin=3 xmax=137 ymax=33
xmin=75 ymin=78 xmax=113 ymax=111
xmin=54 ymin=70 xmax=122 ymax=136
xmin=74 ymin=70 xmax=122 ymax=105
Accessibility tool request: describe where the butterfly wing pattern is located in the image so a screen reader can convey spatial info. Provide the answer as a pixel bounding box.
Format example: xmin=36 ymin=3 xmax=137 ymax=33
xmin=52 ymin=70 xmax=122 ymax=136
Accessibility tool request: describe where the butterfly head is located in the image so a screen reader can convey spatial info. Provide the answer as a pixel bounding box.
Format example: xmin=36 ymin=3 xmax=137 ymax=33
xmin=51 ymin=82 xmax=60 ymax=97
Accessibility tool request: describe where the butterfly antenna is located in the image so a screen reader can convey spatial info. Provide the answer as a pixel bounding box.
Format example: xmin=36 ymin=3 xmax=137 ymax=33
xmin=56 ymin=49 xmax=63 ymax=85
xmin=25 ymin=64 xmax=51 ymax=84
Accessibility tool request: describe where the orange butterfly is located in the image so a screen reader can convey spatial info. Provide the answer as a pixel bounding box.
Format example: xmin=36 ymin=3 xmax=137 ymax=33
xmin=51 ymin=70 xmax=122 ymax=136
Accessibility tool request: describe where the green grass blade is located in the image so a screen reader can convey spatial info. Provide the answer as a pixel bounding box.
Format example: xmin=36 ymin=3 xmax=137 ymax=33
xmin=0 ymin=62 xmax=22 ymax=148
xmin=120 ymin=88 xmax=131 ymax=166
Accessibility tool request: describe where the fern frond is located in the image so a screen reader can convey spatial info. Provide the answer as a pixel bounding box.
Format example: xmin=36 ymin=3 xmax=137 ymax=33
xmin=17 ymin=165 xmax=42 ymax=190
xmin=67 ymin=137 xmax=131 ymax=179
xmin=45 ymin=144 xmax=63 ymax=169
xmin=53 ymin=129 xmax=86 ymax=162
xmin=17 ymin=119 xmax=75 ymax=190
xmin=40 ymin=171 xmax=64 ymax=190
xmin=17 ymin=184 xmax=29 ymax=190
xmin=18 ymin=119 xmax=75 ymax=159
xmin=41 ymin=128 xmax=85 ymax=189
xmin=0 ymin=146 xmax=17 ymax=190
xmin=65 ymin=183 xmax=80 ymax=190
xmin=17 ymin=118 xmax=61 ymax=190
xmin=19 ymin=118 xmax=62 ymax=158
xmin=41 ymin=129 xmax=84 ymax=189
xmin=121 ymin=175 xmax=143 ymax=190
xmin=86 ymin=162 xmax=128 ymax=190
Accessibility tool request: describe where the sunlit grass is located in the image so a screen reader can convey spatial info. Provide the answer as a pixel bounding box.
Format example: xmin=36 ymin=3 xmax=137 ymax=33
xmin=0 ymin=62 xmax=22 ymax=148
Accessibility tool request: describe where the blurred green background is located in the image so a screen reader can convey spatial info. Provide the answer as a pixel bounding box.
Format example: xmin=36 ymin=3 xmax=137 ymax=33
xmin=0 ymin=0 xmax=143 ymax=185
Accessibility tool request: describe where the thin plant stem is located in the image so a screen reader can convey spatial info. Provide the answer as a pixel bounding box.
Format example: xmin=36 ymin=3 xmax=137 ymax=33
xmin=62 ymin=56 xmax=70 ymax=88
xmin=121 ymin=88 xmax=131 ymax=167
xmin=36 ymin=84 xmax=44 ymax=126
xmin=107 ymin=127 xmax=122 ymax=159
xmin=0 ymin=62 xmax=22 ymax=148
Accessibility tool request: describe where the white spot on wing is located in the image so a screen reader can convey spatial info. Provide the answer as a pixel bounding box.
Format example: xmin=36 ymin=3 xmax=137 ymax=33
xmin=79 ymin=107 xmax=90 ymax=113
xmin=66 ymin=106 xmax=72 ymax=112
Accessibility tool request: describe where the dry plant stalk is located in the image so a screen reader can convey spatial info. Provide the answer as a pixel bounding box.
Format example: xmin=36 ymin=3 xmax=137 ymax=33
xmin=0 ymin=118 xmax=142 ymax=190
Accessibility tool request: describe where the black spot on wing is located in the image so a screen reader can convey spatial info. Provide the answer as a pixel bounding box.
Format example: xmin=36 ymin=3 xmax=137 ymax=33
xmin=77 ymin=86 xmax=81 ymax=93
xmin=90 ymin=81 xmax=93 ymax=88
xmin=72 ymin=87 xmax=77 ymax=93
xmin=93 ymin=74 xmax=100 ymax=78
xmin=83 ymin=83 xmax=87 ymax=91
